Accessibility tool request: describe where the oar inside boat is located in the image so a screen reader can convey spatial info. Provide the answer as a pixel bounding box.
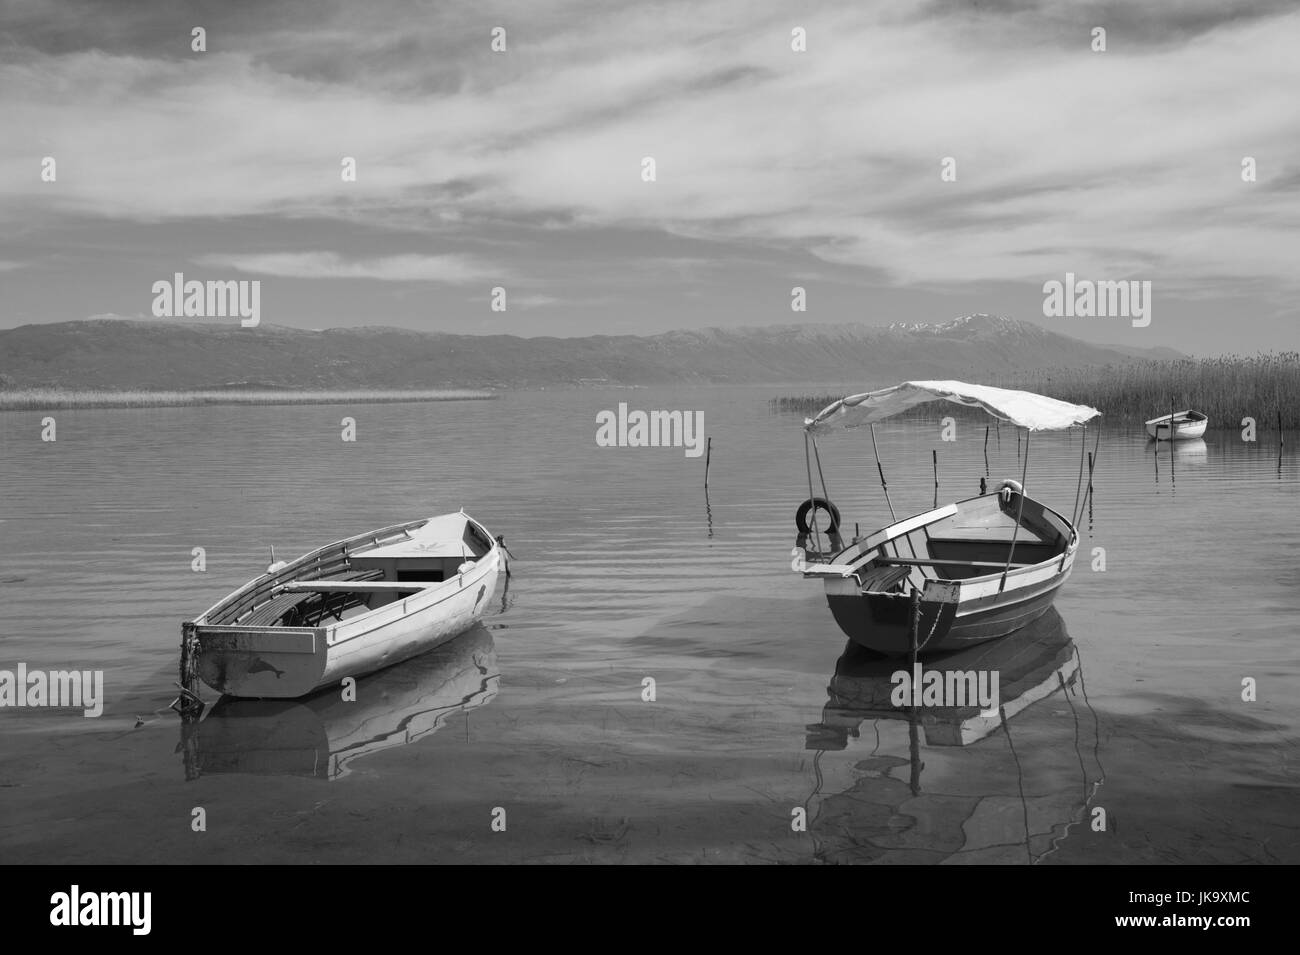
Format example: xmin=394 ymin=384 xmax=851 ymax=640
xmin=790 ymin=380 xmax=1100 ymax=656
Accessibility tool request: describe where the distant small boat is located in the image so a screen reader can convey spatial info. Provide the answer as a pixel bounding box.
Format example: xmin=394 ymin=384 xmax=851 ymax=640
xmin=1145 ymin=410 xmax=1208 ymax=441
xmin=183 ymin=511 xmax=506 ymax=699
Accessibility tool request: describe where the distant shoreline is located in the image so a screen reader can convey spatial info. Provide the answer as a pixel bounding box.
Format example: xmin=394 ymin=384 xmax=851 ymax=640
xmin=0 ymin=388 xmax=498 ymax=411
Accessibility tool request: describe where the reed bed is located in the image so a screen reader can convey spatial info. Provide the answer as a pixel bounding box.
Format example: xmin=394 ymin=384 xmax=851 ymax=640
xmin=0 ymin=388 xmax=497 ymax=411
xmin=1000 ymin=352 xmax=1300 ymax=429
xmin=771 ymin=353 xmax=1300 ymax=429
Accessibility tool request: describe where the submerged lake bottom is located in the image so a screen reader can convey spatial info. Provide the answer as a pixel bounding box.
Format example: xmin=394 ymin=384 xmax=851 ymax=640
xmin=0 ymin=387 xmax=1296 ymax=864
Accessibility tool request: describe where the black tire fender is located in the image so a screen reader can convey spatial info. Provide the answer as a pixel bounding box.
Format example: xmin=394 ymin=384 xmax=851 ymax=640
xmin=795 ymin=497 xmax=841 ymax=536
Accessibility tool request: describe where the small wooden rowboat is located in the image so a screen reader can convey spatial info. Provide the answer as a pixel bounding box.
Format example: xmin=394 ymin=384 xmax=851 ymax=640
xmin=1145 ymin=410 xmax=1208 ymax=440
xmin=793 ymin=381 xmax=1100 ymax=657
xmin=183 ymin=511 xmax=505 ymax=700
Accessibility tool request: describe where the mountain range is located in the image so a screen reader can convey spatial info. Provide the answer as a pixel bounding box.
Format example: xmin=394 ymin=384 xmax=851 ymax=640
xmin=0 ymin=314 xmax=1181 ymax=390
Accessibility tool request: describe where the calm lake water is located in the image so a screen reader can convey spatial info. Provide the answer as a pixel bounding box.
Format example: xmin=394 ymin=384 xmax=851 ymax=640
xmin=1 ymin=387 xmax=1296 ymax=864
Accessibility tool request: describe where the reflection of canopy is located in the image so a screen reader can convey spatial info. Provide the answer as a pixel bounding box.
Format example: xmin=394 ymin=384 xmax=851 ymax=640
xmin=804 ymin=380 xmax=1101 ymax=433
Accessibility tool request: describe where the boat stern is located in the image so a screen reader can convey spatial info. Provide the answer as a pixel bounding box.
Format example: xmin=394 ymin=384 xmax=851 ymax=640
xmin=192 ymin=624 xmax=327 ymax=699
xmin=825 ymin=578 xmax=960 ymax=656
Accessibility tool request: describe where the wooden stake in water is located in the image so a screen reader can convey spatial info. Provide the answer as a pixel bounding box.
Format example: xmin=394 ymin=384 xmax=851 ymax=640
xmin=932 ymin=449 xmax=939 ymax=509
xmin=909 ymin=588 xmax=921 ymax=661
xmin=703 ymin=436 xmax=712 ymax=488
xmin=1280 ymin=411 xmax=1285 ymax=474
xmin=1087 ymin=450 xmax=1096 ymax=524
xmin=1170 ymin=402 xmax=1176 ymax=488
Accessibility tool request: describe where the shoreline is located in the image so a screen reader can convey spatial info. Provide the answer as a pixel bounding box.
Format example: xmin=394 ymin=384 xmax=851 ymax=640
xmin=0 ymin=388 xmax=499 ymax=411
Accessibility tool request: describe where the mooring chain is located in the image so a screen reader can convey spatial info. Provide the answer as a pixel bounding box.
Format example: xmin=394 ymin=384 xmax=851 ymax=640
xmin=914 ymin=590 xmax=945 ymax=653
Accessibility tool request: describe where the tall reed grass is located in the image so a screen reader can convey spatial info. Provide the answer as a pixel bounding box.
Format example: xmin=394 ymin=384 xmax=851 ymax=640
xmin=1000 ymin=352 xmax=1299 ymax=429
xmin=771 ymin=353 xmax=1300 ymax=429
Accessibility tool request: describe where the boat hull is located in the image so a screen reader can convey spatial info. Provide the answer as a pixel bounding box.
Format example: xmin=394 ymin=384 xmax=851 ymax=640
xmin=195 ymin=553 xmax=500 ymax=698
xmin=191 ymin=514 xmax=504 ymax=699
xmin=826 ymin=572 xmax=1066 ymax=655
xmin=804 ymin=492 xmax=1078 ymax=657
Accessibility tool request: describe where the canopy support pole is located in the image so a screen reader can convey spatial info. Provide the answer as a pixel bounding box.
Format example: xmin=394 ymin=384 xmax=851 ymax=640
xmin=869 ymin=424 xmax=897 ymax=522
xmin=810 ymin=434 xmax=831 ymax=508
xmin=1070 ymin=423 xmax=1087 ymax=529
xmin=804 ymin=432 xmax=824 ymax=554
xmin=999 ymin=430 xmax=1030 ymax=593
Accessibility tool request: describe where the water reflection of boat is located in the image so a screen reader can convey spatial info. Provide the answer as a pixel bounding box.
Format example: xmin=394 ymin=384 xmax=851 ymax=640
xmin=180 ymin=624 xmax=498 ymax=780
xmin=803 ymin=609 xmax=1104 ymax=863
xmin=1147 ymin=437 xmax=1207 ymax=465
xmin=815 ymin=607 xmax=1078 ymax=747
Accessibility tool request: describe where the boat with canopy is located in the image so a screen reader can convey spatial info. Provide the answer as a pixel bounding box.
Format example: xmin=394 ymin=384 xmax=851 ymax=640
xmin=791 ymin=381 xmax=1100 ymax=656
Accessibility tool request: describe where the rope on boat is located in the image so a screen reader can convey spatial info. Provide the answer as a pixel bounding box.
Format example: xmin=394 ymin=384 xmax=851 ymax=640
xmin=999 ymin=430 xmax=1031 ymax=594
xmin=868 ymin=424 xmax=897 ymax=522
xmin=915 ymin=596 xmax=945 ymax=653
xmin=495 ymin=535 xmax=515 ymax=577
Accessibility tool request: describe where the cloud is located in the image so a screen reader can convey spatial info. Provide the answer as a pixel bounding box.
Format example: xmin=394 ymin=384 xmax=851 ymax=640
xmin=0 ymin=0 xmax=1297 ymax=298
xmin=192 ymin=252 xmax=497 ymax=283
xmin=0 ymin=261 xmax=24 ymax=271
xmin=508 ymin=294 xmax=561 ymax=309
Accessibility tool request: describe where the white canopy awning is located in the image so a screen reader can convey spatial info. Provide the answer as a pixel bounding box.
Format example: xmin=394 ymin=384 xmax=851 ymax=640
xmin=805 ymin=380 xmax=1101 ymax=433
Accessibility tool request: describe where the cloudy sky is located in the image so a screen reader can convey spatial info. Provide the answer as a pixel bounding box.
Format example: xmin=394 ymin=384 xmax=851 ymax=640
xmin=1 ymin=0 xmax=1297 ymax=353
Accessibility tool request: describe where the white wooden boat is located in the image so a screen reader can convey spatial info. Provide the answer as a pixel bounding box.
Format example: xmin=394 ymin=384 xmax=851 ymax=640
xmin=1145 ymin=409 xmax=1207 ymax=440
xmin=183 ymin=511 xmax=506 ymax=700
xmin=792 ymin=381 xmax=1100 ymax=656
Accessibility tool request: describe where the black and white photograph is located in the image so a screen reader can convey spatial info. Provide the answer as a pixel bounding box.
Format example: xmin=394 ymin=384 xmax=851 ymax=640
xmin=0 ymin=0 xmax=1295 ymax=923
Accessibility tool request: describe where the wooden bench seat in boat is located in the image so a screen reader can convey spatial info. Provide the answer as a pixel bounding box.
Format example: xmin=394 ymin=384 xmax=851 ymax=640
xmin=876 ymin=556 xmax=1035 ymax=570
xmin=278 ymin=580 xmax=443 ymax=593
xmin=855 ymin=564 xmax=913 ymax=592
xmin=925 ymin=537 xmax=1058 ymax=567
xmin=802 ymin=561 xmax=913 ymax=591
xmin=239 ymin=568 xmax=385 ymax=626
